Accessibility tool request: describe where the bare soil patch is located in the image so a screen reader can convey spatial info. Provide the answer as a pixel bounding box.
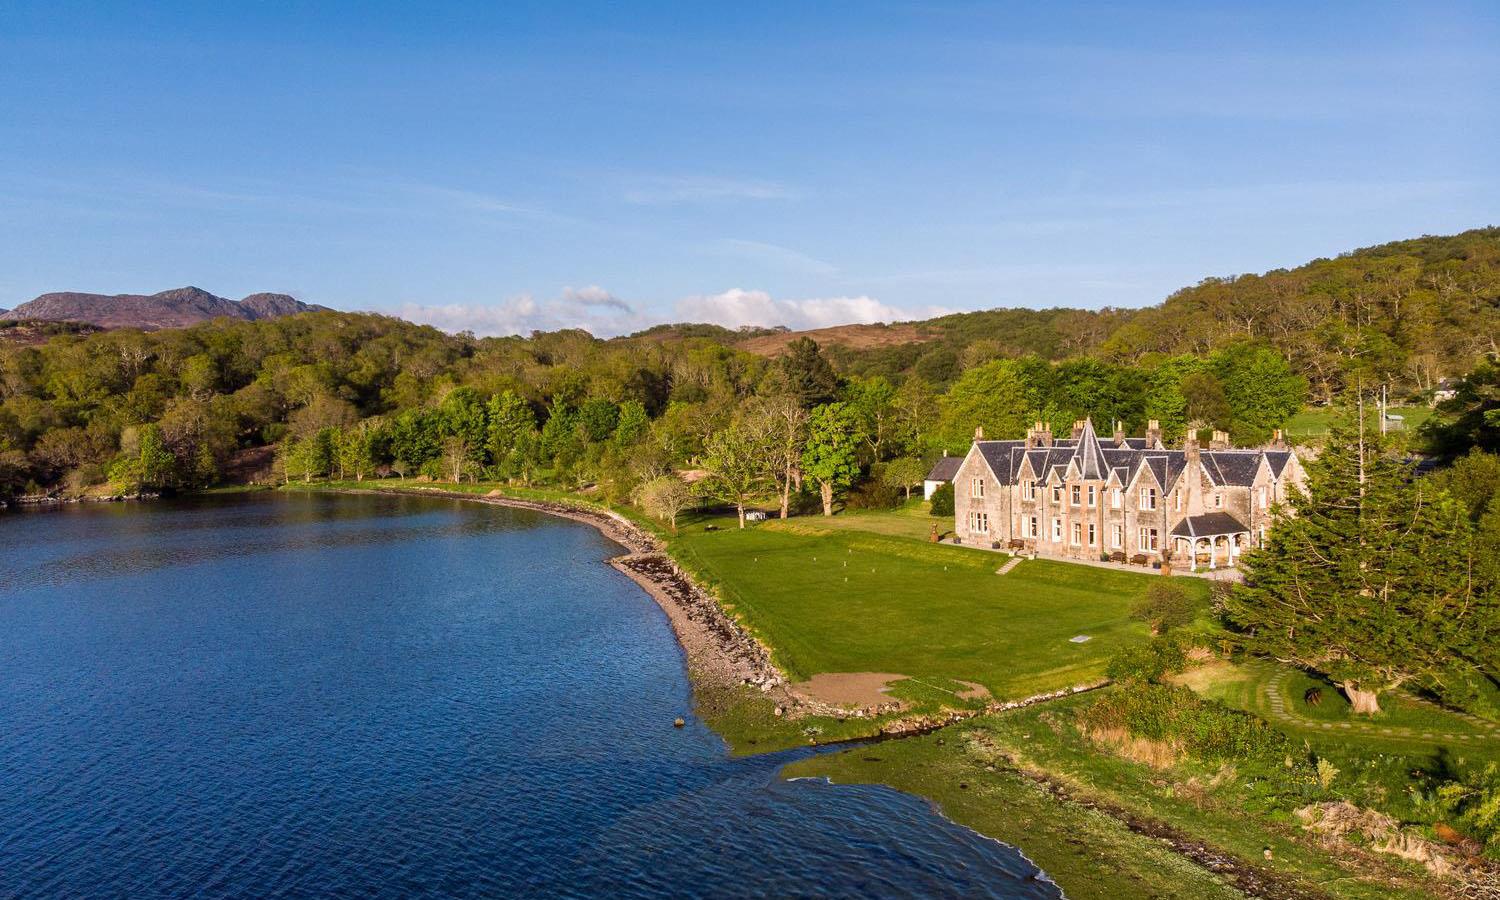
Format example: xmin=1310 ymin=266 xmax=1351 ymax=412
xmin=791 ymin=672 xmax=910 ymax=710
xmin=738 ymin=322 xmax=930 ymax=357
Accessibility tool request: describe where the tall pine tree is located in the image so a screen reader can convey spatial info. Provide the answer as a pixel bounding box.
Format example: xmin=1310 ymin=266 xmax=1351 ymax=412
xmin=1225 ymin=415 xmax=1483 ymax=714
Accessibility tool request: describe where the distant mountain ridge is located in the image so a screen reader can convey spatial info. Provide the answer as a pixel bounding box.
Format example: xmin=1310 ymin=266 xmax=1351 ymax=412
xmin=5 ymin=286 xmax=327 ymax=330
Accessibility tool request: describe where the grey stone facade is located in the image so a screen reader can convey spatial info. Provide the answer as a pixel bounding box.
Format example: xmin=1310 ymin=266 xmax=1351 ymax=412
xmin=952 ymin=419 xmax=1305 ymax=570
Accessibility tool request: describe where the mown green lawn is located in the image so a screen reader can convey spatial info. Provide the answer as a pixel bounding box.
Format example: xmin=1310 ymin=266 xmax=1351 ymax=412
xmin=1184 ymin=660 xmax=1500 ymax=751
xmin=669 ymin=513 xmax=1209 ymax=700
xmin=783 ymin=498 xmax=947 ymax=540
xmin=1283 ymin=404 xmax=1435 ymax=444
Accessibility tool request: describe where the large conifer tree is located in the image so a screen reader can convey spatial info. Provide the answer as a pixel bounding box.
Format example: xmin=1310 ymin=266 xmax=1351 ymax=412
xmin=1225 ymin=418 xmax=1483 ymax=714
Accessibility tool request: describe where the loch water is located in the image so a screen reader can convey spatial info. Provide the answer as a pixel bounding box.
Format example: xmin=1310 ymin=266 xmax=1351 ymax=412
xmin=0 ymin=493 xmax=1056 ymax=898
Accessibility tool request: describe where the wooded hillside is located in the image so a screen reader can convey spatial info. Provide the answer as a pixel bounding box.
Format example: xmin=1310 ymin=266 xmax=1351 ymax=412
xmin=0 ymin=228 xmax=1495 ymax=500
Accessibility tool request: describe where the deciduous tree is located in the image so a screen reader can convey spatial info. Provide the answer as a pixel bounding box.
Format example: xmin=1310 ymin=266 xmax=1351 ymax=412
xmin=802 ymin=402 xmax=861 ymax=516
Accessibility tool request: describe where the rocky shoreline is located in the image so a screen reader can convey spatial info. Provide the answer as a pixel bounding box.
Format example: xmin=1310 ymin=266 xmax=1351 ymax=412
xmin=4 ymin=491 xmax=159 ymax=508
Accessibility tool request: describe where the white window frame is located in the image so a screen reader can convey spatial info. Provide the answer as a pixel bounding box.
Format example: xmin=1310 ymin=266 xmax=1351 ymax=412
xmin=1140 ymin=487 xmax=1157 ymax=511
xmin=1028 ymin=516 xmax=1038 ymax=538
xmin=1110 ymin=487 xmax=1122 ymax=510
xmin=1213 ymin=491 xmax=1223 ymax=509
xmin=1051 ymin=517 xmax=1062 ymax=542
xmin=1051 ymin=485 xmax=1062 ymax=504
xmin=1070 ymin=485 xmax=1081 ymax=507
xmin=971 ymin=477 xmax=985 ymax=499
xmin=1022 ymin=480 xmax=1036 ymax=501
xmin=1110 ymin=524 xmax=1123 ymax=549
xmin=1087 ymin=523 xmax=1097 ymax=546
xmin=1071 ymin=522 xmax=1082 ymax=546
xmin=1138 ymin=527 xmax=1159 ymax=552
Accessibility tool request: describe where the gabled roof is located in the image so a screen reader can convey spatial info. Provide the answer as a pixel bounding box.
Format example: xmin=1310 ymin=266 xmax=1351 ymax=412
xmin=964 ymin=424 xmax=1290 ymax=492
xmin=1171 ymin=512 xmax=1250 ymax=538
xmin=976 ymin=440 xmax=1027 ymax=483
xmin=926 ymin=455 xmax=963 ymax=482
xmin=1200 ymin=451 xmax=1263 ymax=487
xmin=1265 ymin=450 xmax=1295 ymax=478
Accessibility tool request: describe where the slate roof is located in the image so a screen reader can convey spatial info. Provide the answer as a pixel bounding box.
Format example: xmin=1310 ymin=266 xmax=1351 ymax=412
xmin=1170 ymin=512 xmax=1250 ymax=537
xmin=925 ymin=455 xmax=963 ymax=482
xmin=1073 ymin=419 xmax=1110 ymax=480
xmin=1265 ymin=450 xmax=1294 ymax=478
xmin=1199 ymin=450 xmax=1264 ymax=487
xmin=968 ymin=419 xmax=1292 ymax=492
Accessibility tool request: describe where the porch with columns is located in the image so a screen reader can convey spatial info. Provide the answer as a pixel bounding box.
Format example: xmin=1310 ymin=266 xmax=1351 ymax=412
xmin=1170 ymin=513 xmax=1251 ymax=572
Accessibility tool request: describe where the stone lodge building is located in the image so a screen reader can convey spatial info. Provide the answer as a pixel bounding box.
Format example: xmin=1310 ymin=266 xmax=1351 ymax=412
xmin=951 ymin=418 xmax=1305 ymax=570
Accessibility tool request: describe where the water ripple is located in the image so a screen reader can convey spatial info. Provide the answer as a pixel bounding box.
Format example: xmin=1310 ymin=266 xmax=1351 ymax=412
xmin=0 ymin=493 xmax=1055 ymax=898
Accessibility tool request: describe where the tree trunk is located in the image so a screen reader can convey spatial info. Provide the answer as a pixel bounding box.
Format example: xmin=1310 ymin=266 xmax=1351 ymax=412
xmin=820 ymin=481 xmax=833 ymax=516
xmin=780 ymin=468 xmax=792 ymax=519
xmin=1342 ymin=682 xmax=1382 ymax=715
xmin=737 ymin=503 xmax=746 ymax=529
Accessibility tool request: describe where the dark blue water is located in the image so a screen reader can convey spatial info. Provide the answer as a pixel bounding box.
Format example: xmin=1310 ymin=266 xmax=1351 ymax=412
xmin=0 ymin=493 xmax=1056 ymax=898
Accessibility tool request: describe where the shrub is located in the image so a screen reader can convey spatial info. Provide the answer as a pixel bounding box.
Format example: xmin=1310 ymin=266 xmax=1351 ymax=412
xmin=1106 ymin=633 xmax=1191 ymax=683
xmin=1129 ymin=581 xmax=1201 ymax=633
xmin=845 ymin=479 xmax=902 ymax=510
xmin=1427 ymin=763 xmax=1500 ymax=858
xmin=1082 ymin=681 xmax=1294 ymax=764
xmin=929 ymin=481 xmax=954 ymax=517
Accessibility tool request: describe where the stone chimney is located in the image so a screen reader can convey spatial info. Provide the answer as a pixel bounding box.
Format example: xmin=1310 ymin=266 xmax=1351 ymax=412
xmin=1112 ymin=420 xmax=1125 ymax=444
xmin=1145 ymin=419 xmax=1162 ymax=448
xmin=1269 ymin=428 xmax=1288 ymax=450
xmin=1184 ymin=430 xmax=1200 ymax=464
xmin=1070 ymin=420 xmax=1085 ymax=441
xmin=1209 ymin=430 xmax=1230 ymax=451
xmin=974 ymin=426 xmax=984 ymax=442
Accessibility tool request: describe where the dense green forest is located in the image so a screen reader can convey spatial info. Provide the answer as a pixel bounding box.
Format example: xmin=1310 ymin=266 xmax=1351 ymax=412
xmin=0 ymin=228 xmax=1495 ymax=502
xmin=801 ymin=227 xmax=1500 ymax=402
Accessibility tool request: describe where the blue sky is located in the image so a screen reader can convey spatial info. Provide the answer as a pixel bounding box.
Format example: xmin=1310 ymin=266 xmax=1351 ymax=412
xmin=1 ymin=1 xmax=1496 ymax=334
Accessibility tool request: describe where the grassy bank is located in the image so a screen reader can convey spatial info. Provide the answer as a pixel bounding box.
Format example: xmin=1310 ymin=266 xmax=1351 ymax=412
xmin=788 ymin=695 xmax=1442 ymax=900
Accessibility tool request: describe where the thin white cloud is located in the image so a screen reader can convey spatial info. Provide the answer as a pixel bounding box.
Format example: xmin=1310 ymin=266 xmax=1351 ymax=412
xmin=708 ymin=239 xmax=838 ymax=276
xmin=397 ymin=285 xmax=643 ymax=337
xmin=675 ymin=288 xmax=952 ymax=331
xmin=621 ymin=175 xmax=797 ymax=205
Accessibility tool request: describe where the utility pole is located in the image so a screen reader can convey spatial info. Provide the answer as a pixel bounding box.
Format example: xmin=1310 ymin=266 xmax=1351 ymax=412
xmin=1379 ymin=383 xmax=1387 ymax=436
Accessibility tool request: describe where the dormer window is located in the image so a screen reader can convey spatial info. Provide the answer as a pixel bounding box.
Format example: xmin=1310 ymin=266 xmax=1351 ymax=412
xmin=1110 ymin=487 xmax=1122 ymax=509
xmin=1140 ymin=487 xmax=1157 ymax=511
xmin=1051 ymin=485 xmax=1062 ymax=504
xmin=1070 ymin=485 xmax=1081 ymax=506
xmin=1022 ymin=480 xmax=1036 ymax=501
xmin=1087 ymin=485 xmax=1097 ymax=507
